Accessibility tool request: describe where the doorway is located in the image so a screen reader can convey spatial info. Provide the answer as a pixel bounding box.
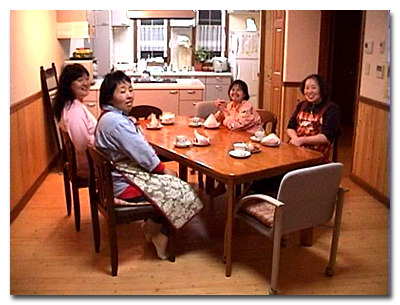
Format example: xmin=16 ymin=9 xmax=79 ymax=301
xmin=319 ymin=10 xmax=364 ymax=173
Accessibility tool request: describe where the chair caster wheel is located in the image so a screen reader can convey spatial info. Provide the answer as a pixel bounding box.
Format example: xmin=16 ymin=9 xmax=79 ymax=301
xmin=325 ymin=266 xmax=334 ymax=277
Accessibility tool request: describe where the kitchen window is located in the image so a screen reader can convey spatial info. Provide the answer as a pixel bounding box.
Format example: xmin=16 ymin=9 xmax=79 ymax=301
xmin=137 ymin=19 xmax=168 ymax=59
xmin=196 ymin=10 xmax=226 ymax=58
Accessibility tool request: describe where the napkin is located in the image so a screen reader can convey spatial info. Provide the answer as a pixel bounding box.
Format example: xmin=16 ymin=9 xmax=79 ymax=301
xmin=203 ymin=113 xmax=219 ymax=128
xmin=161 ymin=112 xmax=175 ymax=123
xmin=194 ymin=129 xmax=210 ymax=145
xmin=149 ymin=113 xmax=159 ymax=127
xmin=261 ymin=133 xmax=281 ymax=146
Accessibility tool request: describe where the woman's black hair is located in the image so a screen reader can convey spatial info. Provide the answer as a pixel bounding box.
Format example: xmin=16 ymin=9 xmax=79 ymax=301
xmin=228 ymin=79 xmax=250 ymax=101
xmin=300 ymin=74 xmax=330 ymax=103
xmin=99 ymin=70 xmax=132 ymax=109
xmin=53 ymin=64 xmax=89 ymax=122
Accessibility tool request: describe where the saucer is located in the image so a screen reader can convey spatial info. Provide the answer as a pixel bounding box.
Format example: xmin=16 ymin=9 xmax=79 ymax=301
xmin=203 ymin=123 xmax=220 ymax=129
xmin=146 ymin=124 xmax=163 ymax=130
xmin=250 ymin=136 xmax=262 ymax=143
xmin=174 ymin=141 xmax=191 ymax=148
xmin=262 ymin=141 xmax=281 ymax=147
xmin=192 ymin=140 xmax=210 ymax=146
xmin=161 ymin=120 xmax=174 ymax=125
xmin=228 ymin=149 xmax=251 ymax=159
xmin=189 ymin=122 xmax=202 ymax=127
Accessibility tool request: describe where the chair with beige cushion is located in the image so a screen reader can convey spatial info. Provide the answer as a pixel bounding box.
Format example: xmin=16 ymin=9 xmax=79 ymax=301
xmin=86 ymin=146 xmax=175 ymax=276
xmin=233 ymin=162 xmax=347 ymax=295
xmin=256 ymin=109 xmax=277 ymax=134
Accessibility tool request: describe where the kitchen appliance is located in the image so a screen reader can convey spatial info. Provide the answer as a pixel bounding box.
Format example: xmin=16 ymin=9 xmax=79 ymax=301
xmin=212 ymin=57 xmax=228 ymax=72
xmin=64 ymin=59 xmax=95 ymax=85
xmin=228 ymin=30 xmax=260 ymax=109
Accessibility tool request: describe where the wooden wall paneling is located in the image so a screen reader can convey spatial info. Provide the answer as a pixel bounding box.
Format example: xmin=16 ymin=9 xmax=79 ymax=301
xmin=351 ymin=100 xmax=389 ymax=199
xmin=281 ymin=83 xmax=302 ymax=141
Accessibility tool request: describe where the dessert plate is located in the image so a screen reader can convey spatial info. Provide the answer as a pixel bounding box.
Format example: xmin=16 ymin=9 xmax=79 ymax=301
xmin=250 ymin=136 xmax=261 ymax=143
xmin=146 ymin=124 xmax=163 ymax=130
xmin=192 ymin=140 xmax=210 ymax=146
xmin=203 ymin=123 xmax=220 ymax=129
xmin=189 ymin=122 xmax=202 ymax=127
xmin=161 ymin=120 xmax=175 ymax=125
xmin=228 ymin=150 xmax=251 ymax=159
xmin=262 ymin=140 xmax=281 ymax=147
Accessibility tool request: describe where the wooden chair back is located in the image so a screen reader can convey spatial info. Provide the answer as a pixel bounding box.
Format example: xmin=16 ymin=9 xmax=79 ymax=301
xmin=129 ymin=105 xmax=162 ymax=120
xmin=194 ymin=101 xmax=218 ymax=118
xmin=256 ymin=109 xmax=277 ymax=134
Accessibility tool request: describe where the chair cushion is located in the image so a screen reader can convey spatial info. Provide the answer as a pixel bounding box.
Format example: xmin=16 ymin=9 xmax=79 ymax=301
xmin=113 ymin=197 xmax=152 ymax=207
xmin=241 ymin=200 xmax=276 ymax=227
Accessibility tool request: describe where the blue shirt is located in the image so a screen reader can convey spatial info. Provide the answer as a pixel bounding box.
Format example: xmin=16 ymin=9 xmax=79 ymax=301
xmin=95 ymin=105 xmax=161 ymax=197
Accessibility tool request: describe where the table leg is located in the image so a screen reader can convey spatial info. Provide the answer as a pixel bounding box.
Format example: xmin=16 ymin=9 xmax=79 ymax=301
xmin=179 ymin=164 xmax=188 ymax=182
xmin=224 ymin=181 xmax=235 ymax=277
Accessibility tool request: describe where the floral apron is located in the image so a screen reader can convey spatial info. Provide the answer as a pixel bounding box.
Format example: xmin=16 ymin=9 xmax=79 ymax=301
xmin=97 ymin=111 xmax=204 ymax=230
xmin=296 ymin=102 xmax=332 ymax=162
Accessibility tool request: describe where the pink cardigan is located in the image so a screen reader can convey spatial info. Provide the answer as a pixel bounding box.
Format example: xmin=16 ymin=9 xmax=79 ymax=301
xmin=221 ymin=100 xmax=261 ymax=133
xmin=59 ymin=100 xmax=97 ymax=177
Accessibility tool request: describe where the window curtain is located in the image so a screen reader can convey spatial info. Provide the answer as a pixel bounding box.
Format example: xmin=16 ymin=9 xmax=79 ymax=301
xmin=196 ymin=25 xmax=222 ymax=52
xmin=138 ymin=25 xmax=166 ymax=52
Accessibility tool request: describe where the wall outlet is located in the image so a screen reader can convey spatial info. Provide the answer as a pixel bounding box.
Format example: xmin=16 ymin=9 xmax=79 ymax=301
xmin=376 ymin=65 xmax=384 ymax=79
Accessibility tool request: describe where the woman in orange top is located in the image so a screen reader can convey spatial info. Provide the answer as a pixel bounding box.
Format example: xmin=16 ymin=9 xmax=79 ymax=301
xmin=214 ymin=79 xmax=262 ymax=133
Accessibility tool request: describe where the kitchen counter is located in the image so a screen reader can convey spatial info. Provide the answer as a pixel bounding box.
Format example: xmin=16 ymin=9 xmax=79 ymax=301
xmin=125 ymin=71 xmax=232 ymax=78
xmin=90 ymin=78 xmax=205 ymax=90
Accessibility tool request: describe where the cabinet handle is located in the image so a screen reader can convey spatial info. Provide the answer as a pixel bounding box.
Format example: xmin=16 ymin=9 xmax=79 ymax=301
xmin=187 ymin=90 xmax=196 ymax=94
xmin=169 ymin=90 xmax=178 ymax=94
xmin=215 ymin=86 xmax=222 ymax=90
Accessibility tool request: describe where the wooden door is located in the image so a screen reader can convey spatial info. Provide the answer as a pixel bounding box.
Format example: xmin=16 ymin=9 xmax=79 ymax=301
xmin=258 ymin=11 xmax=272 ymax=110
xmin=270 ymin=10 xmax=285 ymax=136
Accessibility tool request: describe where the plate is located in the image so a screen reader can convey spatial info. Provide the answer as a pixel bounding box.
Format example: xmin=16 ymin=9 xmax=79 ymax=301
xmin=250 ymin=136 xmax=262 ymax=143
xmin=146 ymin=124 xmax=163 ymax=130
xmin=203 ymin=123 xmax=220 ymax=129
xmin=228 ymin=149 xmax=251 ymax=159
xmin=192 ymin=140 xmax=210 ymax=146
xmin=174 ymin=141 xmax=191 ymax=148
xmin=189 ymin=122 xmax=202 ymax=127
xmin=262 ymin=141 xmax=281 ymax=147
xmin=161 ymin=120 xmax=175 ymax=125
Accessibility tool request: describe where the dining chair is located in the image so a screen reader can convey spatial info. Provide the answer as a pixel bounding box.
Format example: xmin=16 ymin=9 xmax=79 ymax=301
xmin=59 ymin=129 xmax=89 ymax=232
xmin=233 ymin=162 xmax=347 ymax=295
xmin=40 ymin=63 xmax=73 ymax=217
xmin=193 ymin=100 xmax=218 ymax=119
xmin=86 ymin=146 xmax=176 ymax=276
xmin=129 ymin=105 xmax=162 ymax=120
xmin=256 ymin=109 xmax=278 ymax=134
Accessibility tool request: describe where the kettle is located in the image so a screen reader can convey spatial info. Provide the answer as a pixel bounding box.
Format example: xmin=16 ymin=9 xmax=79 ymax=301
xmin=212 ymin=57 xmax=228 ymax=72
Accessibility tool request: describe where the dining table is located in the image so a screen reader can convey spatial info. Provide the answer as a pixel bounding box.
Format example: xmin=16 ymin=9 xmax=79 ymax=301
xmin=139 ymin=115 xmax=325 ymax=277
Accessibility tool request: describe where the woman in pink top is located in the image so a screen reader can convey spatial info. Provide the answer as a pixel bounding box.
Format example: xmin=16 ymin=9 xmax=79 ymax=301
xmin=214 ymin=79 xmax=261 ymax=133
xmin=53 ymin=64 xmax=97 ymax=178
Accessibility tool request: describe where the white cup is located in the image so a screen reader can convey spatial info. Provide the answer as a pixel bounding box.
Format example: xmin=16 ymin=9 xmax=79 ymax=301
xmin=176 ymin=135 xmax=187 ymax=145
xmin=190 ymin=117 xmax=201 ymax=125
xmin=255 ymin=130 xmax=265 ymax=141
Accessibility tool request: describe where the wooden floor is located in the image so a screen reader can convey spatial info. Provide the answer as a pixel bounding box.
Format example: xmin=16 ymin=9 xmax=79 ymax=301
xmin=10 ymin=129 xmax=389 ymax=295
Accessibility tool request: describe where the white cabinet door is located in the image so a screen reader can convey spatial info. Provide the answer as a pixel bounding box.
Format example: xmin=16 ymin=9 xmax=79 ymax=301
xmin=111 ymin=10 xmax=130 ymax=27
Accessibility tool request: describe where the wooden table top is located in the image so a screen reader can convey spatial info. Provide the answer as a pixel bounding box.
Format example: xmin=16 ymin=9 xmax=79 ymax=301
xmin=140 ymin=116 xmax=324 ymax=184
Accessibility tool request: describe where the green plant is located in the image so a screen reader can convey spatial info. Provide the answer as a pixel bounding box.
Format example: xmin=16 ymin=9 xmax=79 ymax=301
xmin=195 ymin=48 xmax=211 ymax=63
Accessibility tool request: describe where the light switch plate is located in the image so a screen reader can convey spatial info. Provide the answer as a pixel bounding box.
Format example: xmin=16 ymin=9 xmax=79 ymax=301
xmin=365 ymin=41 xmax=374 ymax=54
xmin=376 ymin=65 xmax=384 ymax=79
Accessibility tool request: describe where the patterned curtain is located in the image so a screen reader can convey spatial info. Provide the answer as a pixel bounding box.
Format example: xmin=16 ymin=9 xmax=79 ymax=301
xmin=138 ymin=25 xmax=166 ymax=52
xmin=196 ymin=25 xmax=222 ymax=52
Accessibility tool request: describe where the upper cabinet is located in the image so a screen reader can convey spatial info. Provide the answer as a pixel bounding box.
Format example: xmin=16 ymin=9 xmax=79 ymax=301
xmin=56 ymin=10 xmax=92 ymax=39
xmin=111 ymin=10 xmax=130 ymax=27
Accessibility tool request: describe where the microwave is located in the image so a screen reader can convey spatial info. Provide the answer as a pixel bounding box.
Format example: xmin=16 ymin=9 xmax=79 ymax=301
xmin=64 ymin=59 xmax=94 ymax=85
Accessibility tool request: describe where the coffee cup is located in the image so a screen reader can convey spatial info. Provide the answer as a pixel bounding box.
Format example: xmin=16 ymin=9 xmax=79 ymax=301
xmin=233 ymin=142 xmax=247 ymax=151
xmin=255 ymin=130 xmax=265 ymax=141
xmin=190 ymin=117 xmax=201 ymax=125
xmin=176 ymin=135 xmax=187 ymax=145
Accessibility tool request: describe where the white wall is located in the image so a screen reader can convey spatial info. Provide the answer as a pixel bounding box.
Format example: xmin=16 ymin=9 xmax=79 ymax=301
xmin=283 ymin=10 xmax=321 ymax=82
xmin=359 ymin=10 xmax=390 ymax=104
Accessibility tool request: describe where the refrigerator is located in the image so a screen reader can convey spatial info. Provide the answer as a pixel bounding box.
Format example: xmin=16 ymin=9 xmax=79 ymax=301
xmin=228 ymin=30 xmax=260 ymax=109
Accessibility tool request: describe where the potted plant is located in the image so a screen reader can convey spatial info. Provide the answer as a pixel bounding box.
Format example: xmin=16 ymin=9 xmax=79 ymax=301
xmin=194 ymin=48 xmax=210 ymax=71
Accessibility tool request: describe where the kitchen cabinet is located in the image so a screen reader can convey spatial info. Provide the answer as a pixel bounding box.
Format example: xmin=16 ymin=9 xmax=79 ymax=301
xmin=179 ymin=89 xmax=203 ymax=116
xmin=205 ymin=75 xmax=231 ymax=101
xmin=133 ymin=90 xmax=179 ymax=114
xmin=83 ymin=90 xmax=100 ymax=119
xmin=111 ymin=10 xmax=130 ymax=27
xmin=56 ymin=10 xmax=92 ymax=39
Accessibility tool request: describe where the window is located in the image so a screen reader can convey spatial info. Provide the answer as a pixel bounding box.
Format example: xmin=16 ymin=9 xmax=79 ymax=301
xmin=137 ymin=19 xmax=167 ymax=59
xmin=196 ymin=10 xmax=225 ymax=58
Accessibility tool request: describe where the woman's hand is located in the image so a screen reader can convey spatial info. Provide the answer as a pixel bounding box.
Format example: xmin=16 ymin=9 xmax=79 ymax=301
xmin=214 ymin=99 xmax=226 ymax=111
xmin=163 ymin=168 xmax=178 ymax=177
xmin=288 ymin=136 xmax=303 ymax=146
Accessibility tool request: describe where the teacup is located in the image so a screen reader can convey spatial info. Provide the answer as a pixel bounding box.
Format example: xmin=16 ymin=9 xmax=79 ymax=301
xmin=255 ymin=130 xmax=265 ymax=141
xmin=233 ymin=142 xmax=248 ymax=151
xmin=190 ymin=117 xmax=201 ymax=125
xmin=176 ymin=135 xmax=187 ymax=145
